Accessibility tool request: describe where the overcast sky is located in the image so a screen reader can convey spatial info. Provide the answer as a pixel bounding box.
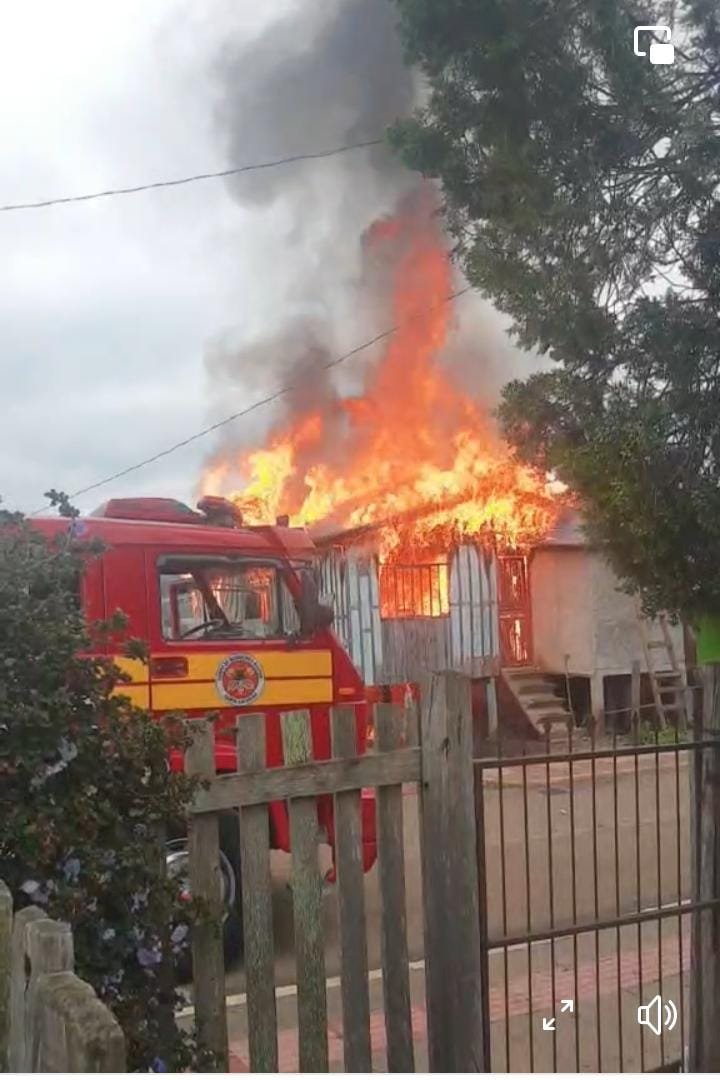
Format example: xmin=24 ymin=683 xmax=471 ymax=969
xmin=0 ymin=0 xmax=543 ymax=518
xmin=0 ymin=0 xmax=302 ymax=514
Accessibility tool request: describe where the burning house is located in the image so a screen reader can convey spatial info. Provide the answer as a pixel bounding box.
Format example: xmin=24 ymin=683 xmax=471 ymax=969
xmin=201 ymin=201 xmax=570 ymax=736
xmin=200 ymin=201 xmax=687 ymax=737
xmin=199 ymin=1 xmax=687 ymax=737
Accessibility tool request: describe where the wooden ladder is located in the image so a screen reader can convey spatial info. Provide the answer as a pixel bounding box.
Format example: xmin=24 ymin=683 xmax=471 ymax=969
xmin=635 ymin=600 xmax=687 ymax=728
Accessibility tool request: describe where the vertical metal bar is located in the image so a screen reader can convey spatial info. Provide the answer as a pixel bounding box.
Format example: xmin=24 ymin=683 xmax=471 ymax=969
xmin=478 ymin=545 xmax=487 ymax=660
xmin=612 ymin=720 xmax=624 ymax=1070
xmin=567 ymin=719 xmax=581 ymax=1072
xmin=522 ymin=746 xmax=535 ymax=1072
xmin=689 ymin=679 xmax=704 ymax=1071
xmin=590 ymin=716 xmax=603 ymax=1071
xmin=544 ymin=727 xmax=558 ymax=1072
xmin=674 ymin=721 xmax=686 ymax=1061
xmin=654 ymin=726 xmax=666 ymax=1065
xmin=368 ymin=559 xmax=382 ymax=689
xmin=497 ymin=731 xmax=512 ymax=1072
xmin=634 ymin=707 xmax=647 ymax=1073
xmin=474 ymin=762 xmax=493 ymax=1072
xmin=457 ymin=553 xmax=467 ymax=664
xmin=466 ymin=546 xmax=476 ymax=662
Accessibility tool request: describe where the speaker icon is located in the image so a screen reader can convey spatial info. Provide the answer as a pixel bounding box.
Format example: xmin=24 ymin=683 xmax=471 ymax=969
xmin=637 ymin=995 xmax=677 ymax=1036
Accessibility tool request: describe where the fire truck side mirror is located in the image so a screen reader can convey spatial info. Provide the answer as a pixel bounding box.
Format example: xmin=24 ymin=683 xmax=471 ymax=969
xmin=314 ymin=602 xmax=334 ymax=631
xmin=299 ymin=572 xmax=334 ymax=634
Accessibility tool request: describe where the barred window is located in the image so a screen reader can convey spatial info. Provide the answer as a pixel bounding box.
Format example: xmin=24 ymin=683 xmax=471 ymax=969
xmin=379 ymin=561 xmax=449 ymax=619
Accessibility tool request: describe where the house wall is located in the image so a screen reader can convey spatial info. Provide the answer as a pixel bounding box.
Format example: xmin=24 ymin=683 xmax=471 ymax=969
xmin=529 ymin=548 xmax=595 ymax=674
xmin=530 ymin=546 xmax=685 ymax=679
xmin=590 ymin=555 xmax=685 ymax=674
xmin=318 ymin=543 xmax=500 ymax=687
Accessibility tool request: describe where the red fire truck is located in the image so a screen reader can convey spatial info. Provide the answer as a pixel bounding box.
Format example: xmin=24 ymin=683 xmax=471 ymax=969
xmin=33 ymin=495 xmax=376 ymax=963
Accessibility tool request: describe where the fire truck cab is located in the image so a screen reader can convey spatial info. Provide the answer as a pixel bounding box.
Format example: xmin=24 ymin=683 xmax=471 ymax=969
xmin=33 ymin=496 xmax=376 ymax=964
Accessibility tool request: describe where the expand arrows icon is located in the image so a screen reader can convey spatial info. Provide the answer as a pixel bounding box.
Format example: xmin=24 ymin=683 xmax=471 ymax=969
xmin=543 ymin=1000 xmax=574 ymax=1031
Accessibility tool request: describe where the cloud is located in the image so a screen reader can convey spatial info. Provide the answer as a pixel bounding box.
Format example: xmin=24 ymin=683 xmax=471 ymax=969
xmin=0 ymin=0 xmax=257 ymax=513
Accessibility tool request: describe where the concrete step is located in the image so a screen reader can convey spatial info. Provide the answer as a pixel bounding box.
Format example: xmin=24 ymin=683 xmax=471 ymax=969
xmin=506 ymin=680 xmax=558 ymax=696
xmin=525 ymin=710 xmax=574 ymax=729
xmin=518 ymin=694 xmax=568 ymax=709
xmin=503 ymin=668 xmax=546 ymax=682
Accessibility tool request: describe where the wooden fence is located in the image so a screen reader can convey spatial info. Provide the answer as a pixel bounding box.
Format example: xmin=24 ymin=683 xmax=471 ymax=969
xmin=185 ymin=670 xmax=485 ymax=1072
xmin=0 ymin=882 xmax=126 ymax=1072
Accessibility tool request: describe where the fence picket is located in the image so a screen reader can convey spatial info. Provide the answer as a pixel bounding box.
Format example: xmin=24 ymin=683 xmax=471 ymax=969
xmin=443 ymin=672 xmax=484 ymax=1071
xmin=331 ymin=706 xmax=372 ymax=1071
xmin=419 ymin=676 xmax=453 ymax=1071
xmin=1 ymin=890 xmax=126 ymax=1073
xmin=281 ymin=709 xmax=328 ymax=1072
xmin=0 ymin=881 xmax=11 ymax=1071
xmin=185 ymin=718 xmax=228 ymax=1069
xmin=375 ymin=703 xmax=415 ymax=1072
xmin=237 ymin=714 xmax=278 ymax=1072
xmin=35 ymin=971 xmax=126 ymax=1071
xmin=25 ymin=919 xmax=74 ymax=1071
xmin=8 ymin=907 xmax=45 ymax=1071
xmin=419 ymin=671 xmax=485 ymax=1071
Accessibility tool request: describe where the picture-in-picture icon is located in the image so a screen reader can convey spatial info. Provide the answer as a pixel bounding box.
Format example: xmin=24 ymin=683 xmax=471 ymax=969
xmin=634 ymin=25 xmax=675 ymax=65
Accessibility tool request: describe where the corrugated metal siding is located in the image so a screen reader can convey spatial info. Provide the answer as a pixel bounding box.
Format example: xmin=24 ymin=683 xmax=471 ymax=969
xmin=319 ymin=544 xmax=500 ymax=686
xmin=320 ymin=550 xmax=383 ymax=685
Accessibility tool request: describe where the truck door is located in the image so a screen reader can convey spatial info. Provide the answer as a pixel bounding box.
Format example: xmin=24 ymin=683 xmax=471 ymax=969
xmin=143 ymin=549 xmax=334 ymax=718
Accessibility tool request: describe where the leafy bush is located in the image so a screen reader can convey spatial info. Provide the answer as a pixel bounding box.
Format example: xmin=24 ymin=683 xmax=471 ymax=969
xmin=0 ymin=501 xmax=211 ymax=1070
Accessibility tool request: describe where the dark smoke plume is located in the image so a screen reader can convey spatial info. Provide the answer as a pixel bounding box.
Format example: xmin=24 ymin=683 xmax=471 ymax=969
xmin=203 ymin=0 xmax=545 ymax=477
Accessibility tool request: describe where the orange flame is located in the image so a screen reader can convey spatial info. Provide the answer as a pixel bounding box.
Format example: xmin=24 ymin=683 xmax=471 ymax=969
xmin=201 ymin=199 xmax=564 ymax=595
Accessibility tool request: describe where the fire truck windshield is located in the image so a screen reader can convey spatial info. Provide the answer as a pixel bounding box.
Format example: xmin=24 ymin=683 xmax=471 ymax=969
xmin=158 ymin=556 xmax=301 ymax=641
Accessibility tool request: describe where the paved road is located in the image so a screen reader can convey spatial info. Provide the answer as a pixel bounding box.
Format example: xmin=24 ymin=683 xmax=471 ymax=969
xmin=223 ymin=924 xmax=690 ymax=1072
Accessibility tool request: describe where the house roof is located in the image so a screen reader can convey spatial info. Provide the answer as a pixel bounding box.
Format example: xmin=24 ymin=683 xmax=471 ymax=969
xmin=311 ymin=507 xmax=590 ymax=554
xmin=533 ymin=509 xmax=588 ymax=549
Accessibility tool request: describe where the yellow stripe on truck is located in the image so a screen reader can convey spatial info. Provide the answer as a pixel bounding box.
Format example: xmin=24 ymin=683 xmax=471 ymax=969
xmin=112 ymin=684 xmax=150 ymax=709
xmin=151 ymin=678 xmax=333 ymax=711
xmin=112 ymin=657 xmax=150 ymax=683
xmin=172 ymin=650 xmax=332 ymax=681
xmin=112 ymin=650 xmax=333 ymax=681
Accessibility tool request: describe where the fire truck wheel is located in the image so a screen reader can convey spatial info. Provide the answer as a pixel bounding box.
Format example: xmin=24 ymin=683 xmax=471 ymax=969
xmin=166 ymin=813 xmax=244 ymax=979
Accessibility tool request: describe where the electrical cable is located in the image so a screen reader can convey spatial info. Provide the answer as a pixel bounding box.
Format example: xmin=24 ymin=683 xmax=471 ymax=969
xmin=0 ymin=139 xmax=385 ymax=213
xmin=30 ymin=285 xmax=471 ymax=514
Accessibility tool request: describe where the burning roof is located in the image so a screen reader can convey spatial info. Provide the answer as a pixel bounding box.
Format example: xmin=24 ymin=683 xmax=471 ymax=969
xmin=200 ymin=193 xmax=565 ymax=563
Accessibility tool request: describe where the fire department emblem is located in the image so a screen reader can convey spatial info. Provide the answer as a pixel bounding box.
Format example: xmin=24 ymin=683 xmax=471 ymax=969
xmin=215 ymin=654 xmax=265 ymax=706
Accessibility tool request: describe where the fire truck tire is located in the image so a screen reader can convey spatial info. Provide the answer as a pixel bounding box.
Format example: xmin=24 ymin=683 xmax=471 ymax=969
xmin=218 ymin=811 xmax=244 ymax=967
xmin=166 ymin=812 xmax=244 ymax=977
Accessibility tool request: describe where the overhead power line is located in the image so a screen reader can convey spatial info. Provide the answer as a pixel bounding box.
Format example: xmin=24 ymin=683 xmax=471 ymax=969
xmin=31 ymin=285 xmax=471 ymax=514
xmin=0 ymin=139 xmax=385 ymax=213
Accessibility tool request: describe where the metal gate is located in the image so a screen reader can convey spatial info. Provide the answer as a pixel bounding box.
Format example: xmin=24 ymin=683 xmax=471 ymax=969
xmin=473 ymin=696 xmax=720 ymax=1072
xmin=497 ymin=554 xmax=532 ymax=667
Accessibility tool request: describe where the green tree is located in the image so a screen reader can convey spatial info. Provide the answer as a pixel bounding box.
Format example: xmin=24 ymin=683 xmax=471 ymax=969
xmin=0 ymin=500 xmax=210 ymax=1070
xmin=390 ymin=0 xmax=720 ymax=618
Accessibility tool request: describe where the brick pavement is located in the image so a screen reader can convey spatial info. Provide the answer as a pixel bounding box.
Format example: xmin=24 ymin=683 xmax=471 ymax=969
xmin=227 ymin=929 xmax=690 ymax=1071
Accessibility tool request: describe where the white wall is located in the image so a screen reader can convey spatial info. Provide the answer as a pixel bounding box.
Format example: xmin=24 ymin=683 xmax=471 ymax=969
xmin=530 ymin=546 xmax=685 ymax=677
xmin=529 ymin=548 xmax=594 ymax=674
xmin=590 ymin=555 xmax=684 ymax=675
